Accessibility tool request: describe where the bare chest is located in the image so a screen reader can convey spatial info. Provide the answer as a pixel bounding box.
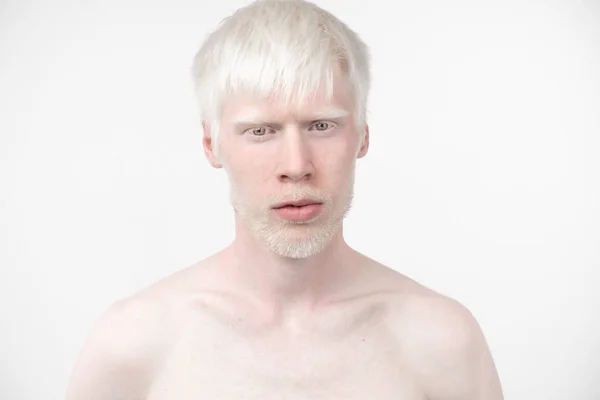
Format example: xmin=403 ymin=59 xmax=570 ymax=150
xmin=146 ymin=314 xmax=424 ymax=400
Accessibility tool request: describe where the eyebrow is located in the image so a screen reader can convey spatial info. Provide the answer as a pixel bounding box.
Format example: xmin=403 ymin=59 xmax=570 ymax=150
xmin=231 ymin=107 xmax=350 ymax=127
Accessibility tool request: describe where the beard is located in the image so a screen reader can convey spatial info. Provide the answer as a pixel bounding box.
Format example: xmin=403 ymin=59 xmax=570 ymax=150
xmin=229 ymin=179 xmax=355 ymax=259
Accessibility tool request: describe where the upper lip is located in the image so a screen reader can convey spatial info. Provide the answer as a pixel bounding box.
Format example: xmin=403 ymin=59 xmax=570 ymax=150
xmin=272 ymin=199 xmax=322 ymax=208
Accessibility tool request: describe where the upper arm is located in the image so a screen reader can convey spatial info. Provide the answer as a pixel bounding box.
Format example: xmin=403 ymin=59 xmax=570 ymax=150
xmin=66 ymin=298 xmax=168 ymax=400
xmin=401 ymin=295 xmax=503 ymax=400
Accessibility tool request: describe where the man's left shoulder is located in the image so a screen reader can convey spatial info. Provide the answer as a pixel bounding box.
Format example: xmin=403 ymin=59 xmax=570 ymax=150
xmin=381 ymin=274 xmax=503 ymax=399
xmin=399 ymin=286 xmax=481 ymax=351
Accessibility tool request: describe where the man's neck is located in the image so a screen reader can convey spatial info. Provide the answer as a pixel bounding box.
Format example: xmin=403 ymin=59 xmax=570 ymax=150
xmin=218 ymin=218 xmax=359 ymax=324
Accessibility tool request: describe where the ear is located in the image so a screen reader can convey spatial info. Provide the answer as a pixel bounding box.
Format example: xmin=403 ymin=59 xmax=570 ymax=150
xmin=202 ymin=121 xmax=223 ymax=168
xmin=357 ymin=124 xmax=369 ymax=159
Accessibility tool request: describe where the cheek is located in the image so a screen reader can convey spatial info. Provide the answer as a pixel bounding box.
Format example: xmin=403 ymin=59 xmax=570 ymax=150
xmin=225 ymin=156 xmax=271 ymax=193
xmin=319 ymin=140 xmax=357 ymax=175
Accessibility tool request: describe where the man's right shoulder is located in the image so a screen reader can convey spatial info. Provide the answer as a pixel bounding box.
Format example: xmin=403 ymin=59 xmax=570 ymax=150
xmin=66 ymin=255 xmax=222 ymax=399
xmin=97 ymin=292 xmax=173 ymax=356
xmin=66 ymin=289 xmax=175 ymax=399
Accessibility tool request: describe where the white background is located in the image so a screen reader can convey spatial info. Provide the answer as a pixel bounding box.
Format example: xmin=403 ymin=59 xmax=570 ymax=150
xmin=1 ymin=0 xmax=599 ymax=398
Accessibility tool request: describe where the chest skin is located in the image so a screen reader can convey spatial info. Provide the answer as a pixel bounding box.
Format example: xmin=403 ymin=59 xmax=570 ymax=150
xmin=145 ymin=299 xmax=426 ymax=400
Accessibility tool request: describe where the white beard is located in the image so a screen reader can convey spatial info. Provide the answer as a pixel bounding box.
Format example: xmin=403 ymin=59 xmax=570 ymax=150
xmin=229 ymin=182 xmax=355 ymax=259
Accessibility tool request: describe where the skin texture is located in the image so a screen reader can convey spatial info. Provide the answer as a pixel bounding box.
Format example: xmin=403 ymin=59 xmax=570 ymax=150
xmin=66 ymin=68 xmax=504 ymax=399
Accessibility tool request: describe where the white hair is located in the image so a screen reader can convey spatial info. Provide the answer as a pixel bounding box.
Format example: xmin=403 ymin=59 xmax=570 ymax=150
xmin=190 ymin=0 xmax=371 ymax=156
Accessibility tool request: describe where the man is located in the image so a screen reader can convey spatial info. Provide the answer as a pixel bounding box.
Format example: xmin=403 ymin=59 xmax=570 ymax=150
xmin=67 ymin=0 xmax=504 ymax=398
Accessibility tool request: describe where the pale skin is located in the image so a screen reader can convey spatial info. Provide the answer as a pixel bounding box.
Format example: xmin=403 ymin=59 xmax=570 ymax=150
xmin=66 ymin=68 xmax=503 ymax=399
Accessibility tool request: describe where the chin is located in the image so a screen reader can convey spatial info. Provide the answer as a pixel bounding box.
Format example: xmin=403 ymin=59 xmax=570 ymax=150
xmin=257 ymin=217 xmax=342 ymax=259
xmin=265 ymin=234 xmax=331 ymax=259
xmin=234 ymin=197 xmax=351 ymax=258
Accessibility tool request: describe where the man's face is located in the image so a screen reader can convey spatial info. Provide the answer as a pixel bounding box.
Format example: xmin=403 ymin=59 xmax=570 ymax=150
xmin=208 ymin=72 xmax=368 ymax=259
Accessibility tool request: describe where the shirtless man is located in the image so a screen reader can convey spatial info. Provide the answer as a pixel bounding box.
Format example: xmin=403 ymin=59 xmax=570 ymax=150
xmin=66 ymin=0 xmax=504 ymax=399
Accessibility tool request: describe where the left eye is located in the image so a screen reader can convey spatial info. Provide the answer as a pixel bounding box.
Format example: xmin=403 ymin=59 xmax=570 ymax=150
xmin=311 ymin=122 xmax=331 ymax=131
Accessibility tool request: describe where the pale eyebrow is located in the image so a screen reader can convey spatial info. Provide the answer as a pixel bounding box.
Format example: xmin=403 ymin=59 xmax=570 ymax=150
xmin=231 ymin=111 xmax=271 ymax=128
xmin=231 ymin=107 xmax=350 ymax=128
xmin=306 ymin=108 xmax=350 ymax=121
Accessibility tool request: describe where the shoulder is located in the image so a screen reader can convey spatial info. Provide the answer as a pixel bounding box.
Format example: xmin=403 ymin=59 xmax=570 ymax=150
xmin=383 ymin=276 xmax=503 ymax=399
xmin=66 ymin=281 xmax=179 ymax=399
xmin=96 ymin=290 xmax=174 ymax=356
xmin=356 ymin=256 xmax=484 ymax=355
xmin=397 ymin=286 xmax=481 ymax=354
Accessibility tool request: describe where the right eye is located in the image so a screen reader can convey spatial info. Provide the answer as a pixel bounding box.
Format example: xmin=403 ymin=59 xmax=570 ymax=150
xmin=249 ymin=126 xmax=268 ymax=136
xmin=244 ymin=126 xmax=275 ymax=139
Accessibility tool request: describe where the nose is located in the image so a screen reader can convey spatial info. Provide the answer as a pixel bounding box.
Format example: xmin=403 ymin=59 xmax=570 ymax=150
xmin=276 ymin=129 xmax=315 ymax=183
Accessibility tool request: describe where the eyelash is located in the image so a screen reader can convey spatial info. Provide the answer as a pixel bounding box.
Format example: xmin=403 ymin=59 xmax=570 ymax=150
xmin=244 ymin=121 xmax=335 ymax=139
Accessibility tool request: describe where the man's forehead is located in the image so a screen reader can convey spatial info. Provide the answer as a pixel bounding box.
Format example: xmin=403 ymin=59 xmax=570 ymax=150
xmin=230 ymin=104 xmax=350 ymax=123
xmin=224 ymin=94 xmax=352 ymax=123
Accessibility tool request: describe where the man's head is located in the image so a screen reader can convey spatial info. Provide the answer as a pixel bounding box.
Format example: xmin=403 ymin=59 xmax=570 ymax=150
xmin=191 ymin=0 xmax=371 ymax=259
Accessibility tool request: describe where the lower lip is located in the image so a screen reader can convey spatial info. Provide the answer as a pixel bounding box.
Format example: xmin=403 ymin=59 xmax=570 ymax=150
xmin=273 ymin=203 xmax=322 ymax=222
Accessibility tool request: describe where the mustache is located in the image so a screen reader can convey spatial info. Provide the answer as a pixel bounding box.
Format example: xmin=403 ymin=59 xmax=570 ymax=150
xmin=268 ymin=187 xmax=329 ymax=205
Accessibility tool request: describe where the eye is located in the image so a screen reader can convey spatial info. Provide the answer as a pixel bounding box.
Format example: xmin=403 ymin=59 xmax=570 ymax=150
xmin=244 ymin=126 xmax=274 ymax=138
xmin=249 ymin=126 xmax=267 ymax=136
xmin=309 ymin=121 xmax=334 ymax=132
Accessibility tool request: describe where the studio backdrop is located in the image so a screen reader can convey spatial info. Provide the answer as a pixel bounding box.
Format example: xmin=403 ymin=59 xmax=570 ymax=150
xmin=1 ymin=0 xmax=599 ymax=398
